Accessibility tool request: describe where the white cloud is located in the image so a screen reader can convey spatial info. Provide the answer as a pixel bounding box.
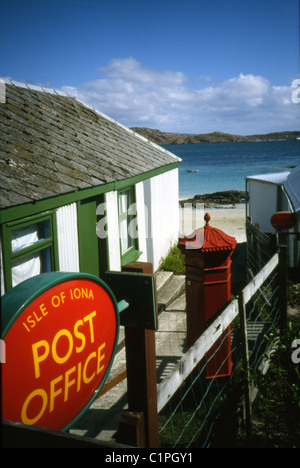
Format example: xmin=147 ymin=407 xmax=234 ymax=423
xmin=62 ymin=58 xmax=299 ymax=135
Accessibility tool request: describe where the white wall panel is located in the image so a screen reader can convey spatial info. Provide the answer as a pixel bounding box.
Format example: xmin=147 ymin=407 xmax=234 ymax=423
xmin=56 ymin=203 xmax=80 ymax=272
xmin=144 ymin=168 xmax=179 ymax=271
xmin=106 ymin=191 xmax=121 ymax=271
xmin=249 ymin=181 xmax=278 ymax=232
xmin=135 ymin=181 xmax=148 ymax=262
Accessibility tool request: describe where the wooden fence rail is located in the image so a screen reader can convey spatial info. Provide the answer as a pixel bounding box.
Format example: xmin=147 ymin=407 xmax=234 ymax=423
xmin=157 ymin=252 xmax=280 ymax=414
xmin=157 ymin=299 xmax=238 ymax=413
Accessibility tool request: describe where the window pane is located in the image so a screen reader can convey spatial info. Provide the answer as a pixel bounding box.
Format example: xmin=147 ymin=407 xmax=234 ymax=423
xmin=11 ymin=221 xmax=50 ymax=253
xmin=120 ymin=221 xmax=127 ymax=253
xmin=11 ymin=247 xmax=51 ymax=287
xmin=120 ymin=215 xmax=133 ymax=254
xmin=119 ymin=190 xmax=130 ymax=214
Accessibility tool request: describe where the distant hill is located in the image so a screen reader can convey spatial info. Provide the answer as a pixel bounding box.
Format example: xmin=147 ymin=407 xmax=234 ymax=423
xmin=249 ymin=131 xmax=300 ymax=141
xmin=131 ymin=127 xmax=300 ymax=145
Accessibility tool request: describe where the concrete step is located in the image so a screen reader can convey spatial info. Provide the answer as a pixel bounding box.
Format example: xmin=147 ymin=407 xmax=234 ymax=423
xmin=156 ymin=272 xmax=185 ymax=311
xmin=166 ymin=292 xmax=186 ymax=311
xmin=113 ymin=271 xmax=185 ymax=354
xmin=156 ymin=270 xmax=174 ymax=293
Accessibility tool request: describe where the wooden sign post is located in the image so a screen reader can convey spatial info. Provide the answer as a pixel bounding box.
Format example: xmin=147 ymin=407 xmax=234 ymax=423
xmin=105 ymin=262 xmax=159 ymax=448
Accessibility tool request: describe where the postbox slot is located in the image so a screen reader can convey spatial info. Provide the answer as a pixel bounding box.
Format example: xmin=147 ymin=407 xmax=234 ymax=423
xmin=185 ymin=264 xmax=231 ymax=284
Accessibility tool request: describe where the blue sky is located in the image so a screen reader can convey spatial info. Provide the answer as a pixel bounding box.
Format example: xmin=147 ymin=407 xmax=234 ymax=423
xmin=1 ymin=0 xmax=299 ymax=134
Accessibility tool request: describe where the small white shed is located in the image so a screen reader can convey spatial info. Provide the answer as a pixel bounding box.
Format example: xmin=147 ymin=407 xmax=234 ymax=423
xmin=246 ymin=165 xmax=300 ymax=269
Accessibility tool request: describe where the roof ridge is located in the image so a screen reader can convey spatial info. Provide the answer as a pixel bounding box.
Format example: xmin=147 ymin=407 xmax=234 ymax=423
xmin=0 ymin=77 xmax=71 ymax=98
xmin=0 ymin=77 xmax=181 ymax=163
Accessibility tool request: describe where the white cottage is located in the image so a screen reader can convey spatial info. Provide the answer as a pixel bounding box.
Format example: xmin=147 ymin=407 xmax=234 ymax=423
xmin=0 ymin=79 xmax=181 ymax=293
xmin=246 ymin=165 xmax=300 ymax=269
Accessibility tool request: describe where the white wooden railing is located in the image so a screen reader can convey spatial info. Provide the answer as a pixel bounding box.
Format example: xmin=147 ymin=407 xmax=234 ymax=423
xmin=157 ymin=252 xmax=280 ymax=413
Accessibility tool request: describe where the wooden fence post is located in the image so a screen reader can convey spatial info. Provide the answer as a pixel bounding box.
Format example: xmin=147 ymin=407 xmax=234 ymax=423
xmin=115 ymin=411 xmax=146 ymax=448
xmin=118 ymin=261 xmax=159 ymax=448
xmin=269 ymin=232 xmax=279 ymax=256
xmin=124 ymin=327 xmax=159 ymax=448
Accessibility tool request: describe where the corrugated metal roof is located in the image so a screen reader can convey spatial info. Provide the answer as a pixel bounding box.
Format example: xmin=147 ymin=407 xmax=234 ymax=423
xmin=0 ymin=79 xmax=180 ymax=209
xmin=246 ymin=171 xmax=290 ymax=184
xmin=247 ymin=165 xmax=300 ymax=216
xmin=283 ymin=165 xmax=300 ymax=215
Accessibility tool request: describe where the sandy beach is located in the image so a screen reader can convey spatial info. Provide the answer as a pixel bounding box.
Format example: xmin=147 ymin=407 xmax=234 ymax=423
xmin=179 ymin=203 xmax=246 ymax=243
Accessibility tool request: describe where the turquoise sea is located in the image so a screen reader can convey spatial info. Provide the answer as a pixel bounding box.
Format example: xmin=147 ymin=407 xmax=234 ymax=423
xmin=163 ymin=140 xmax=300 ymax=199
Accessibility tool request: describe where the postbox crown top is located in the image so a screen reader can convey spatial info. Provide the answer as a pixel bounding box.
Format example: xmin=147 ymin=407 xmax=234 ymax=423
xmin=179 ymin=212 xmax=237 ymax=252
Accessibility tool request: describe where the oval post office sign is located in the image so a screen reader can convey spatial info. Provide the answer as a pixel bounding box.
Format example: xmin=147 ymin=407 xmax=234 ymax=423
xmin=1 ymin=272 xmax=119 ymax=431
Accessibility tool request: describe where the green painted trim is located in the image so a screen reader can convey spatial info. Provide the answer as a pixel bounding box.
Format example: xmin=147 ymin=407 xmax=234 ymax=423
xmin=1 ymin=210 xmax=60 ymax=292
xmin=117 ymin=186 xmax=142 ymax=267
xmin=6 ymin=211 xmax=54 ymax=228
xmin=97 ymin=193 xmax=109 ymax=279
xmin=0 ymin=163 xmax=179 ymax=224
xmin=11 ymin=238 xmax=53 ymax=261
xmin=1 ymin=224 xmax=12 ymax=291
xmin=121 ymin=248 xmax=143 ymax=267
xmin=77 ymin=198 xmax=99 ymax=277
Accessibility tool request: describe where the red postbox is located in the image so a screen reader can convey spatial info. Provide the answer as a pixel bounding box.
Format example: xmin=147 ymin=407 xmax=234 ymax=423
xmin=179 ymin=213 xmax=237 ymax=378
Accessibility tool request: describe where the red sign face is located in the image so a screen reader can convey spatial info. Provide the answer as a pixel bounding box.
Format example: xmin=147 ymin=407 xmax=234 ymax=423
xmin=2 ymin=276 xmax=119 ymax=431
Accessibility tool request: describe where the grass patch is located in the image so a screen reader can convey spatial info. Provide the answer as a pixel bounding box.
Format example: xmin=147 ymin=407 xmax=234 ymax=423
xmin=160 ymin=245 xmax=185 ymax=275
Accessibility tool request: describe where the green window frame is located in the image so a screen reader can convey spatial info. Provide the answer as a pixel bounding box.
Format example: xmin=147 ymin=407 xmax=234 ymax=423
xmin=1 ymin=211 xmax=59 ymax=291
xmin=118 ymin=187 xmax=142 ymax=266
